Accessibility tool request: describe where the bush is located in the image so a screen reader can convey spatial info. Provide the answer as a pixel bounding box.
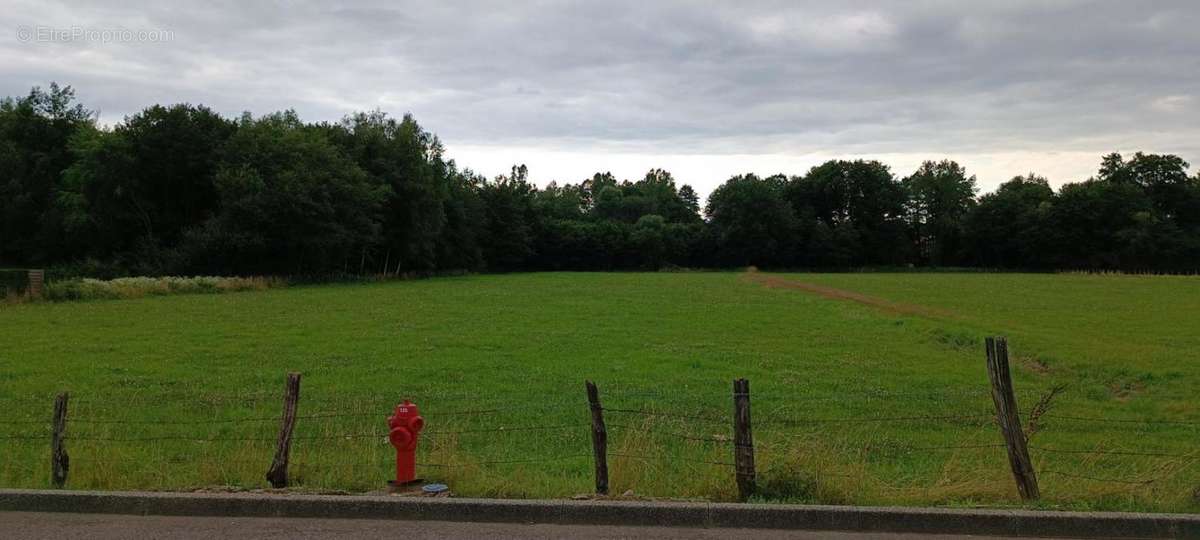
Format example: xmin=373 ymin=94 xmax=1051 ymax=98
xmin=42 ymin=275 xmax=283 ymax=302
xmin=0 ymin=269 xmax=28 ymax=297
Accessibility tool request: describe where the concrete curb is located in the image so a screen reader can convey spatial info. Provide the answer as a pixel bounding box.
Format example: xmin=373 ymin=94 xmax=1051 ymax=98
xmin=1 ymin=489 xmax=1197 ymax=538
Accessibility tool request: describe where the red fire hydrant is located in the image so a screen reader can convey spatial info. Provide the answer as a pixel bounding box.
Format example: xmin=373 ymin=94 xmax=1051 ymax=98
xmin=388 ymin=399 xmax=425 ymax=485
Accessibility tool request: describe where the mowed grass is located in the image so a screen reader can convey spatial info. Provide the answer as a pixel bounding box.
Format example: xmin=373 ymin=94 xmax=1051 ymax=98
xmin=0 ymin=271 xmax=1196 ymax=512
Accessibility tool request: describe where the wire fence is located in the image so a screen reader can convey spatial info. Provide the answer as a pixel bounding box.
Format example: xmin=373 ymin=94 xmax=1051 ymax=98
xmin=11 ymin=400 xmax=1183 ymax=491
xmin=3 ymin=339 xmax=1198 ymax=503
xmin=5 ymin=396 xmax=1194 ymax=469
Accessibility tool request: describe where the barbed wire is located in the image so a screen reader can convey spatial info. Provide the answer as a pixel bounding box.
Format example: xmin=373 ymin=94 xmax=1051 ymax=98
xmin=75 ymin=416 xmax=283 ymax=425
xmin=425 ymin=424 xmax=586 ymax=435
xmin=0 ymin=434 xmax=44 ymax=441
xmin=1039 ymin=470 xmax=1156 ymax=485
xmin=0 ymin=392 xmax=587 ymax=407
xmin=862 ymin=442 xmax=1007 ymax=454
xmin=600 ymin=407 xmax=725 ymax=423
xmin=61 ymin=455 xmax=274 ymax=466
xmin=0 ymin=392 xmax=382 ymax=405
xmin=64 ymin=432 xmax=396 ymax=443
xmin=415 ymin=454 xmax=592 ymax=468
xmin=63 ymin=434 xmax=278 ymax=442
xmin=2 ymin=386 xmax=1151 ymax=410
xmin=1041 ymin=414 xmax=1200 ymax=426
xmin=0 ymin=382 xmax=1033 ymax=406
xmin=0 ymin=405 xmax=1015 ymax=430
xmin=607 ymin=423 xmax=731 ymax=444
xmin=608 ymin=452 xmax=734 ymax=467
xmin=70 ymin=404 xmax=582 ymax=425
xmin=747 ymin=387 xmax=1036 ymax=401
xmin=1030 ymin=445 xmax=1197 ymax=459
xmin=756 ymin=413 xmax=994 ymax=426
xmin=601 ymin=401 xmax=726 ymax=417
xmin=748 ymin=431 xmax=1005 ymax=454
xmin=57 ymin=422 xmax=588 ymax=443
xmin=0 ymin=395 xmax=279 ymax=406
xmin=300 ymin=424 xmax=589 ymax=441
xmin=421 ymin=403 xmax=582 ymax=416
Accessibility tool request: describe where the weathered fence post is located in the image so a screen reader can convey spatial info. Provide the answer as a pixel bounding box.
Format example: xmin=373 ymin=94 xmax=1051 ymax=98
xmin=585 ymin=381 xmax=609 ymax=495
xmin=266 ymin=372 xmax=301 ymax=488
xmin=985 ymin=337 xmax=1040 ymax=501
xmin=27 ymin=269 xmax=44 ymax=299
xmin=732 ymin=378 xmax=756 ymax=501
xmin=51 ymin=392 xmax=69 ymax=488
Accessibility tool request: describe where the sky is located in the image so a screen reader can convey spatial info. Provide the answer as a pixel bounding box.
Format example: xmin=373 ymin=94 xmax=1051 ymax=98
xmin=3 ymin=0 xmax=1198 ymax=197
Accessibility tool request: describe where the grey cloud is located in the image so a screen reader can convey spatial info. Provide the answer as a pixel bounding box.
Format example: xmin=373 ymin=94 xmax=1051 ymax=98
xmin=2 ymin=0 xmax=1198 ymax=171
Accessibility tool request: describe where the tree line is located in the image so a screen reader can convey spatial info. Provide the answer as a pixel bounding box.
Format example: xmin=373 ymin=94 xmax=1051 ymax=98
xmin=2 ymin=84 xmax=1199 ymax=277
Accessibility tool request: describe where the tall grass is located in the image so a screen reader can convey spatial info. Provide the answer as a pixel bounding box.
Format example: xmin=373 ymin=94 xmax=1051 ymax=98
xmin=42 ymin=275 xmax=284 ymax=302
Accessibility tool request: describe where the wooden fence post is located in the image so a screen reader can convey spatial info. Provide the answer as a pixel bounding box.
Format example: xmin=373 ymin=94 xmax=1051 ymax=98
xmin=732 ymin=378 xmax=756 ymax=501
xmin=585 ymin=381 xmax=609 ymax=495
xmin=266 ymin=372 xmax=301 ymax=488
xmin=985 ymin=337 xmax=1040 ymax=501
xmin=51 ymin=392 xmax=69 ymax=488
xmin=27 ymin=269 xmax=44 ymax=299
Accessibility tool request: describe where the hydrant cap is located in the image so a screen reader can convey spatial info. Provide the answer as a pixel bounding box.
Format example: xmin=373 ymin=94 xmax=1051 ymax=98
xmin=389 ymin=399 xmax=423 ymax=432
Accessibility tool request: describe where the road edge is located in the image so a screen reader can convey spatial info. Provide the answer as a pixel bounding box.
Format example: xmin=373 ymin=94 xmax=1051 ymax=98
xmin=1 ymin=489 xmax=1197 ymax=538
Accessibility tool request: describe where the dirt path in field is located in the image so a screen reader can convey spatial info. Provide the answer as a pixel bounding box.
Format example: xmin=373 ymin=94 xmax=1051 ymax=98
xmin=742 ymin=271 xmax=959 ymax=320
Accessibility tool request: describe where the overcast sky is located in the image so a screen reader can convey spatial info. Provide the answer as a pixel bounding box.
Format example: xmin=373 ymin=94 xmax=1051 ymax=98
xmin=4 ymin=1 xmax=1198 ymax=196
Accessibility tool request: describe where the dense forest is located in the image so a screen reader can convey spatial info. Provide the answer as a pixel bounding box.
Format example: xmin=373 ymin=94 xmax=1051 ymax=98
xmin=2 ymin=84 xmax=1199 ymax=277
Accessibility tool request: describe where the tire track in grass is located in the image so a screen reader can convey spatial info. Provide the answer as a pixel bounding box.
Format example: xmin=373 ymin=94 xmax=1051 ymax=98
xmin=741 ymin=271 xmax=961 ymax=321
xmin=741 ymin=272 xmax=1076 ymax=383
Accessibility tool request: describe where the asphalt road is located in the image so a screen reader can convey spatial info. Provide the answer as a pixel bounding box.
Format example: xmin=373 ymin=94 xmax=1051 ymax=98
xmin=0 ymin=512 xmax=1063 ymax=539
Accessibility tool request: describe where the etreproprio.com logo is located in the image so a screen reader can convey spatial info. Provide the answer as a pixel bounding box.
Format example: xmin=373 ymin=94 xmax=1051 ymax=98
xmin=17 ymin=25 xmax=174 ymax=43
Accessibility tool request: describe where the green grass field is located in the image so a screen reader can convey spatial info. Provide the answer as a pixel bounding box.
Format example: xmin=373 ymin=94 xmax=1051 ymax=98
xmin=1 ymin=271 xmax=1197 ymax=512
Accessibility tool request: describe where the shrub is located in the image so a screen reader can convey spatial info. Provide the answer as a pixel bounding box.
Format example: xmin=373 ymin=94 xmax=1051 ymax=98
xmin=0 ymin=269 xmax=28 ymax=298
xmin=41 ymin=275 xmax=282 ymax=302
